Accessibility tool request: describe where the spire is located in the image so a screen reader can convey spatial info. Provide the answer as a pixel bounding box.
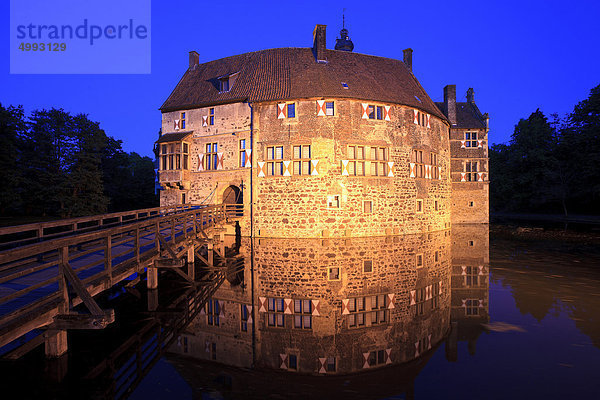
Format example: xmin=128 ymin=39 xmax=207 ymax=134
xmin=335 ymin=11 xmax=354 ymax=52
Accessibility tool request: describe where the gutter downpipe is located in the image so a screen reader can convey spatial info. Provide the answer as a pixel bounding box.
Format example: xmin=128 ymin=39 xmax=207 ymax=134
xmin=246 ymin=100 xmax=256 ymax=368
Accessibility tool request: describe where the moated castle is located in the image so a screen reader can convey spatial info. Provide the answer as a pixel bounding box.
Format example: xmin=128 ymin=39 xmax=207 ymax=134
xmin=156 ymin=24 xmax=489 ymax=237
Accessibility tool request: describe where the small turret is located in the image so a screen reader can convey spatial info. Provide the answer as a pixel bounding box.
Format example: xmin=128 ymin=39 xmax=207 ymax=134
xmin=335 ymin=15 xmax=354 ymax=52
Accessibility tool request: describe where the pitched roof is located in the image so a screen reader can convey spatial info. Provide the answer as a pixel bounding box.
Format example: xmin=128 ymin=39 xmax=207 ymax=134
xmin=434 ymin=101 xmax=487 ymax=129
xmin=155 ymin=131 xmax=192 ymax=143
xmin=160 ymin=48 xmax=446 ymax=121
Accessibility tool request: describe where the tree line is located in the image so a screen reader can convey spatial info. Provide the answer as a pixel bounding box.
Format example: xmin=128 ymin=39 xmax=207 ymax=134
xmin=0 ymin=104 xmax=158 ymax=222
xmin=490 ymin=84 xmax=600 ymax=216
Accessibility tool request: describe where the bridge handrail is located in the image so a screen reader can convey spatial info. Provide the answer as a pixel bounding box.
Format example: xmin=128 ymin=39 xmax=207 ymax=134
xmin=0 ymin=202 xmax=242 ymax=349
xmin=0 ymin=204 xmax=208 ymax=249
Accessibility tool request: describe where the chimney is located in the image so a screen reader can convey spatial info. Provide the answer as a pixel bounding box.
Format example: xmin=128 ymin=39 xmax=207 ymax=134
xmin=444 ymin=85 xmax=457 ymax=125
xmin=189 ymin=51 xmax=199 ymax=69
xmin=467 ymin=87 xmax=475 ymax=103
xmin=483 ymin=112 xmax=490 ymax=132
xmin=313 ymin=24 xmax=327 ymax=62
xmin=403 ymin=48 xmax=413 ymax=72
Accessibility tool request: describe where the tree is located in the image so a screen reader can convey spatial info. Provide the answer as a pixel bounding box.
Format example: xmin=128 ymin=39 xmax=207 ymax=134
xmin=0 ymin=104 xmax=26 ymax=215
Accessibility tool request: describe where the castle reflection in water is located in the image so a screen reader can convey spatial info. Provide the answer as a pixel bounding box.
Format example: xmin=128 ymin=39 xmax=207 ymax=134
xmin=168 ymin=224 xmax=489 ymax=379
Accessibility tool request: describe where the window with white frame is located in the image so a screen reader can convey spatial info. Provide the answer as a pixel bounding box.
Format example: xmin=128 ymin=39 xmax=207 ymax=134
xmin=465 ymin=132 xmax=478 ymax=147
xmin=292 ymin=145 xmax=312 ymax=175
xmin=267 ymin=298 xmax=285 ymax=327
xmin=325 ymin=101 xmax=334 ymax=116
xmin=293 ymin=299 xmax=313 ymax=329
xmin=266 ymin=145 xmax=284 ymax=176
xmin=205 ymin=142 xmax=218 ymax=170
xmin=160 ymin=141 xmax=189 ymax=171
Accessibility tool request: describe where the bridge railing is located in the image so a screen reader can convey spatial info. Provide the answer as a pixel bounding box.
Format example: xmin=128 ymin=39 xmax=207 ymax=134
xmin=0 ymin=203 xmax=243 ymax=350
xmin=0 ymin=204 xmax=206 ymax=250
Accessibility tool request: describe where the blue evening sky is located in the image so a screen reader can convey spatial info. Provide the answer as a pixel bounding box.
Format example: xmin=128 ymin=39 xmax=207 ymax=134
xmin=1 ymin=0 xmax=599 ymax=157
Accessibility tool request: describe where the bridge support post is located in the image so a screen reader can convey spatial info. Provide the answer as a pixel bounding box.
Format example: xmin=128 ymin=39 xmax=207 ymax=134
xmin=147 ymin=289 xmax=159 ymax=311
xmin=207 ymin=242 xmax=214 ymax=268
xmin=187 ymin=245 xmax=195 ymax=280
xmin=45 ymin=329 xmax=68 ymax=358
xmin=147 ymin=267 xmax=158 ymax=289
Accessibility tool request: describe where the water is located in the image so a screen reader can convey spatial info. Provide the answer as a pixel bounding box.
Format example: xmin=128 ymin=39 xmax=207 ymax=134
xmin=2 ymin=225 xmax=600 ymax=399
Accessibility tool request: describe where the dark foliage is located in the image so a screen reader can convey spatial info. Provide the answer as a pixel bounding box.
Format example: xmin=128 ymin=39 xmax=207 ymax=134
xmin=490 ymin=84 xmax=600 ymax=215
xmin=0 ymin=104 xmax=158 ymax=220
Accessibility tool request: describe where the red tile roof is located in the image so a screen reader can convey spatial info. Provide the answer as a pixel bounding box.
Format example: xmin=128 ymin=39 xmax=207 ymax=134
xmin=160 ymin=48 xmax=446 ymax=121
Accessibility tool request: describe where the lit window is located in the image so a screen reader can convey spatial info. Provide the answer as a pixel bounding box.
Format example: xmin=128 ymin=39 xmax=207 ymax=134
xmin=325 ymin=101 xmax=334 ymax=116
xmin=293 ymin=299 xmax=312 ymax=329
xmin=292 ymin=145 xmax=312 ymax=175
xmin=266 ymin=146 xmax=284 ymax=176
xmin=160 ymin=141 xmax=189 ymax=171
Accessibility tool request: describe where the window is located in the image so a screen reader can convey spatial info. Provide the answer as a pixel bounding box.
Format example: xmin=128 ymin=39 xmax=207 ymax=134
xmin=434 ymin=250 xmax=439 ymax=262
xmin=465 ymin=266 xmax=479 ymax=287
xmin=266 ymin=146 xmax=284 ymax=176
xmin=327 ymin=195 xmax=340 ymax=208
xmin=293 ymin=299 xmax=313 ymax=329
xmin=416 ymin=199 xmax=423 ymax=213
xmin=415 ymin=111 xmax=428 ymax=127
xmin=288 ymin=354 xmax=298 ymax=370
xmin=219 ymin=77 xmax=230 ymax=92
xmin=206 ymin=299 xmax=220 ymax=326
xmin=182 ymin=193 xmax=186 ymax=204
xmin=292 ymin=145 xmax=312 ymax=175
xmin=465 ymin=161 xmax=479 ymax=181
xmin=267 ymin=297 xmax=285 ymax=327
xmin=181 ymin=112 xmax=186 ymax=129
xmin=341 ymin=82 xmax=349 ymax=89
xmin=416 ymin=253 xmax=423 ymax=268
xmin=465 ymin=299 xmax=479 ymax=316
xmin=346 ymin=145 xmax=387 ymax=176
xmin=210 ymin=342 xmax=217 ymax=360
xmin=415 ymin=288 xmax=426 ymax=316
xmin=347 ymin=295 xmax=389 ymax=328
xmin=363 ymin=200 xmax=373 ymax=214
xmin=326 ymin=357 xmax=336 ymax=372
xmin=209 ymin=108 xmax=215 ymax=125
xmin=432 ymin=282 xmax=440 ymax=309
xmin=367 ymin=349 xmax=387 ymax=367
xmin=239 ymin=139 xmax=248 ymax=167
xmin=205 ymin=143 xmax=218 ymax=170
xmin=430 ymin=153 xmax=439 ymax=179
xmin=412 ymin=150 xmax=424 ymax=178
xmin=434 ymin=200 xmax=439 ymax=211
xmin=287 ymin=103 xmax=296 ymax=118
xmin=363 ymin=260 xmax=373 ymax=273
xmin=465 ymin=132 xmax=477 ymax=147
xmin=469 ymin=201 xmax=475 ymax=207
xmin=325 ymin=101 xmax=334 ymax=116
xmin=367 ymin=105 xmax=383 ymax=120
xmin=328 ymin=267 xmax=340 ymax=281
xmin=241 ymin=304 xmax=249 ymax=332
xmin=468 ymin=240 xmax=475 ymax=247
xmin=160 ymin=142 xmax=189 ymax=171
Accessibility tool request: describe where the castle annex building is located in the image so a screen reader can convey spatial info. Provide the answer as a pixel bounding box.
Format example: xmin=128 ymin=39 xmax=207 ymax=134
xmin=157 ymin=25 xmax=489 ymax=237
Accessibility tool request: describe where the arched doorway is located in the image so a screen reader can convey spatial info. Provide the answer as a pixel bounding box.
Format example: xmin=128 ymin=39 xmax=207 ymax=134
xmin=222 ymin=185 xmax=243 ymax=216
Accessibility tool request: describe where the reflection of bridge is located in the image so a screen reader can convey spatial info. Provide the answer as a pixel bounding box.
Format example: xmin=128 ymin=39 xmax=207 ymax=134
xmin=0 ymin=203 xmax=242 ymax=359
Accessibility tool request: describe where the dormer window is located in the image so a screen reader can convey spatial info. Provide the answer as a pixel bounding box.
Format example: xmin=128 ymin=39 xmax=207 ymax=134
xmin=219 ymin=77 xmax=230 ymax=92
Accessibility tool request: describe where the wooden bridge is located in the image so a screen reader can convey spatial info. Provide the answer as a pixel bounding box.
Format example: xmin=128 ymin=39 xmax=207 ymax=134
xmin=0 ymin=203 xmax=243 ymax=359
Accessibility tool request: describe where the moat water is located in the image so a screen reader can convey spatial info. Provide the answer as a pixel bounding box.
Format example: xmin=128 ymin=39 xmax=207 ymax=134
xmin=2 ymin=225 xmax=600 ymax=399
